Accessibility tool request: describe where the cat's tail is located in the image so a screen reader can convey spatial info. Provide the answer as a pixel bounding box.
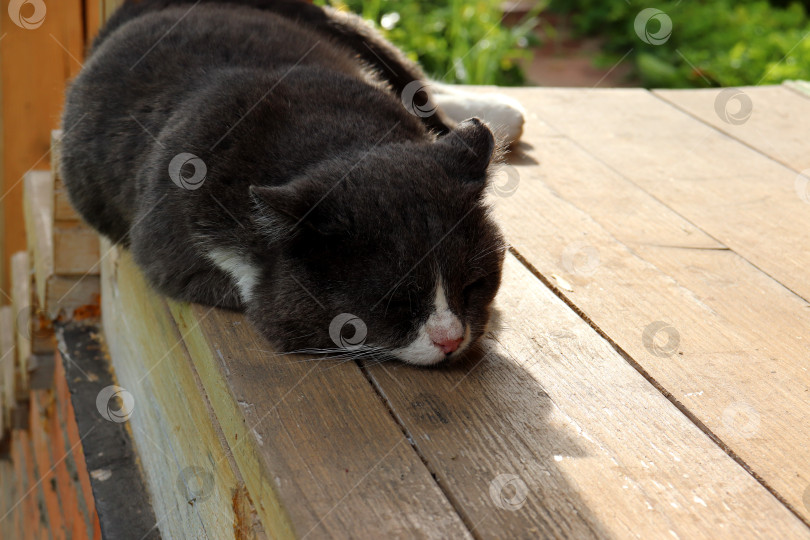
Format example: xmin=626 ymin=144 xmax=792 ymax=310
xmin=93 ymin=1 xmax=288 ymax=51
xmin=95 ymin=0 xmax=454 ymax=135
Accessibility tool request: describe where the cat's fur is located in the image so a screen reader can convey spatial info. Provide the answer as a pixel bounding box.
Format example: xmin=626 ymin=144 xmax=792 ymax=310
xmin=61 ymin=0 xmax=507 ymax=365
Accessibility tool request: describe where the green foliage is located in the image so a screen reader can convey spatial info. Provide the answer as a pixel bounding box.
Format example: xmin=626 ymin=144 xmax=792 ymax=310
xmin=315 ymin=0 xmax=544 ymax=85
xmin=549 ymin=0 xmax=810 ymax=87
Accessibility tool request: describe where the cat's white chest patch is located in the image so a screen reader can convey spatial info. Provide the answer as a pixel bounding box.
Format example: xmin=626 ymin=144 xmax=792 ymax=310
xmin=392 ymin=278 xmax=469 ymax=366
xmin=207 ymin=248 xmax=260 ymax=302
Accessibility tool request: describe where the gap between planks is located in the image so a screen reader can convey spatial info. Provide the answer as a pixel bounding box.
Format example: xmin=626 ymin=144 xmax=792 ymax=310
xmin=654 ymin=84 xmax=810 ymax=175
xmin=506 ymin=245 xmax=810 ymax=531
xmin=487 ymin=86 xmax=810 ymax=530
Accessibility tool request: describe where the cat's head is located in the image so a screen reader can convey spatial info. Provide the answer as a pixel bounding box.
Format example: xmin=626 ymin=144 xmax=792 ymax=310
xmin=248 ymin=119 xmax=505 ymax=366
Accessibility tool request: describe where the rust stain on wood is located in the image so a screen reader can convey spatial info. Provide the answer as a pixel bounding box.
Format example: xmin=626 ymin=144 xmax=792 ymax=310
xmin=232 ymin=483 xmax=259 ymax=540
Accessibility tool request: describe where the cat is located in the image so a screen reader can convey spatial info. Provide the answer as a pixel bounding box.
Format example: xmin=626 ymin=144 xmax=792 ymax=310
xmin=61 ymin=0 xmax=517 ymax=366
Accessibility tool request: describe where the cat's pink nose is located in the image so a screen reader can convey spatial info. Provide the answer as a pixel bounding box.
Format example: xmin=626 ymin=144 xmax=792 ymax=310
xmin=427 ymin=315 xmax=464 ymax=354
xmin=433 ymin=337 xmax=463 ymax=354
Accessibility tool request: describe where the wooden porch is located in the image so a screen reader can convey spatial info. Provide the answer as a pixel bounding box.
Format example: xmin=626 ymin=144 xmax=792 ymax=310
xmin=3 ymin=82 xmax=810 ymax=538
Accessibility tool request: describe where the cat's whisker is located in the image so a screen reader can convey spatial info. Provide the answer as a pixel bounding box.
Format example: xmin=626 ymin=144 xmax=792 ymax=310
xmin=469 ymin=240 xmax=507 ymax=262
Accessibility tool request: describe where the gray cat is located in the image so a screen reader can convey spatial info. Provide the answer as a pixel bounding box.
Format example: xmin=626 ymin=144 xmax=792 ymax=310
xmin=61 ymin=0 xmax=507 ymax=365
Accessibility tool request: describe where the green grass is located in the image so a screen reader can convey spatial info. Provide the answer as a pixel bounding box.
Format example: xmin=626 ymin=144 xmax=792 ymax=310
xmin=316 ymin=0 xmax=545 ymax=85
xmin=549 ymin=0 xmax=810 ymax=87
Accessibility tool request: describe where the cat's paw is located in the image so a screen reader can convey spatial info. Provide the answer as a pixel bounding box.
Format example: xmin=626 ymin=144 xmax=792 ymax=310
xmin=431 ymin=83 xmax=525 ymax=145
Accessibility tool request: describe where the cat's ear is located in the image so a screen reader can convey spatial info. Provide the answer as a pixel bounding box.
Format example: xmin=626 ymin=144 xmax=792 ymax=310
xmin=433 ymin=118 xmax=495 ymax=182
xmin=250 ymin=184 xmax=307 ymax=222
xmin=249 ymin=183 xmax=314 ymax=240
xmin=249 ymin=182 xmax=342 ymax=238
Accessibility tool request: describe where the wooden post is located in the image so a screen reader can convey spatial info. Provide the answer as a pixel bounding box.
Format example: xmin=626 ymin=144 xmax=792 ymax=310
xmin=0 ymin=0 xmax=85 ymax=291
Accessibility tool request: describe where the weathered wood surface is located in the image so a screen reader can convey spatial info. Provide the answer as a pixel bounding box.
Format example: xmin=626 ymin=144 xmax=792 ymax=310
xmin=23 ymin=170 xmax=99 ymax=319
xmin=50 ymin=131 xmax=81 ymax=223
xmin=9 ymin=252 xmax=30 ymax=396
xmin=104 ymin=241 xmax=810 ymax=537
xmin=56 ymin=321 xmax=160 ymax=539
xmin=513 ymin=88 xmax=810 ymax=308
xmin=23 ymin=171 xmax=54 ymax=308
xmin=101 ymin=241 xmax=263 ymax=539
xmin=492 ymin=86 xmax=810 ymax=524
xmin=492 ymin=86 xmax=810 ymax=518
xmin=76 ymin=83 xmax=810 ymax=538
xmin=172 ymin=299 xmax=473 ymax=538
xmin=655 ymin=84 xmax=810 ymax=172
xmin=0 ymin=307 xmax=14 ymax=434
xmin=365 ymin=256 xmax=810 ymax=539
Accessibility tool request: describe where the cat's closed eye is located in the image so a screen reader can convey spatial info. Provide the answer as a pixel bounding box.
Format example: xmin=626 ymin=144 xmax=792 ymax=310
xmin=463 ymin=272 xmax=495 ymax=293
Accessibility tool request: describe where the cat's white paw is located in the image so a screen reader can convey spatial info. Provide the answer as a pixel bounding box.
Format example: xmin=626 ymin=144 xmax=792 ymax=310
xmin=431 ymin=83 xmax=525 ymax=144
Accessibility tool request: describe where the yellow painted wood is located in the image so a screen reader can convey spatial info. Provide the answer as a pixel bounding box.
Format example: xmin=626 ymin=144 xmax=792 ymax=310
xmin=100 ymin=241 xmax=266 ymax=539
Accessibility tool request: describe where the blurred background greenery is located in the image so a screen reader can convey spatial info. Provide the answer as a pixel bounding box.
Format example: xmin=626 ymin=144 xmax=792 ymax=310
xmin=316 ymin=0 xmax=545 ymax=86
xmin=315 ymin=0 xmax=810 ymax=88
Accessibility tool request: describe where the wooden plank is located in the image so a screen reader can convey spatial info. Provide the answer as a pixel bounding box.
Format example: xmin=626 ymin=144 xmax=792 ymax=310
xmin=514 ymin=87 xmax=810 ymax=308
xmin=477 ymin=87 xmax=810 ymax=523
xmin=169 ymin=286 xmax=473 ymax=536
xmin=50 ymin=130 xmax=80 ymax=223
xmin=0 ymin=460 xmax=16 ymax=539
xmin=30 ymin=389 xmax=66 ymax=540
xmin=103 ymin=0 xmax=124 ymax=20
xmin=0 ymin=307 xmax=14 ymax=432
xmin=0 ymin=0 xmax=85 ymax=290
xmin=10 ymin=252 xmax=30 ymax=396
xmin=9 ymin=245 xmax=53 ymax=359
xmin=19 ymin=428 xmax=47 ymax=539
xmin=11 ymin=430 xmax=38 ymax=540
xmin=59 ymin=349 xmax=97 ymax=539
xmin=100 ymin=241 xmax=264 ymax=539
xmin=363 ymin=255 xmax=810 ymax=538
xmin=654 ymin=85 xmax=810 ymax=172
xmin=30 ymin=138 xmax=100 ymax=275
xmin=23 ymin=171 xmax=54 ymax=306
xmin=783 ymin=80 xmax=810 ymax=98
xmin=23 ymin=170 xmax=99 ymax=318
xmin=29 ymin=305 xmax=53 ymax=357
xmin=53 ymin=222 xmax=99 ymax=275
xmin=57 ymin=322 xmax=162 ymax=539
xmin=42 ymin=276 xmax=100 ymax=320
xmin=84 ymin=1 xmax=103 ymax=47
xmin=48 ymin=359 xmax=85 ymax=540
